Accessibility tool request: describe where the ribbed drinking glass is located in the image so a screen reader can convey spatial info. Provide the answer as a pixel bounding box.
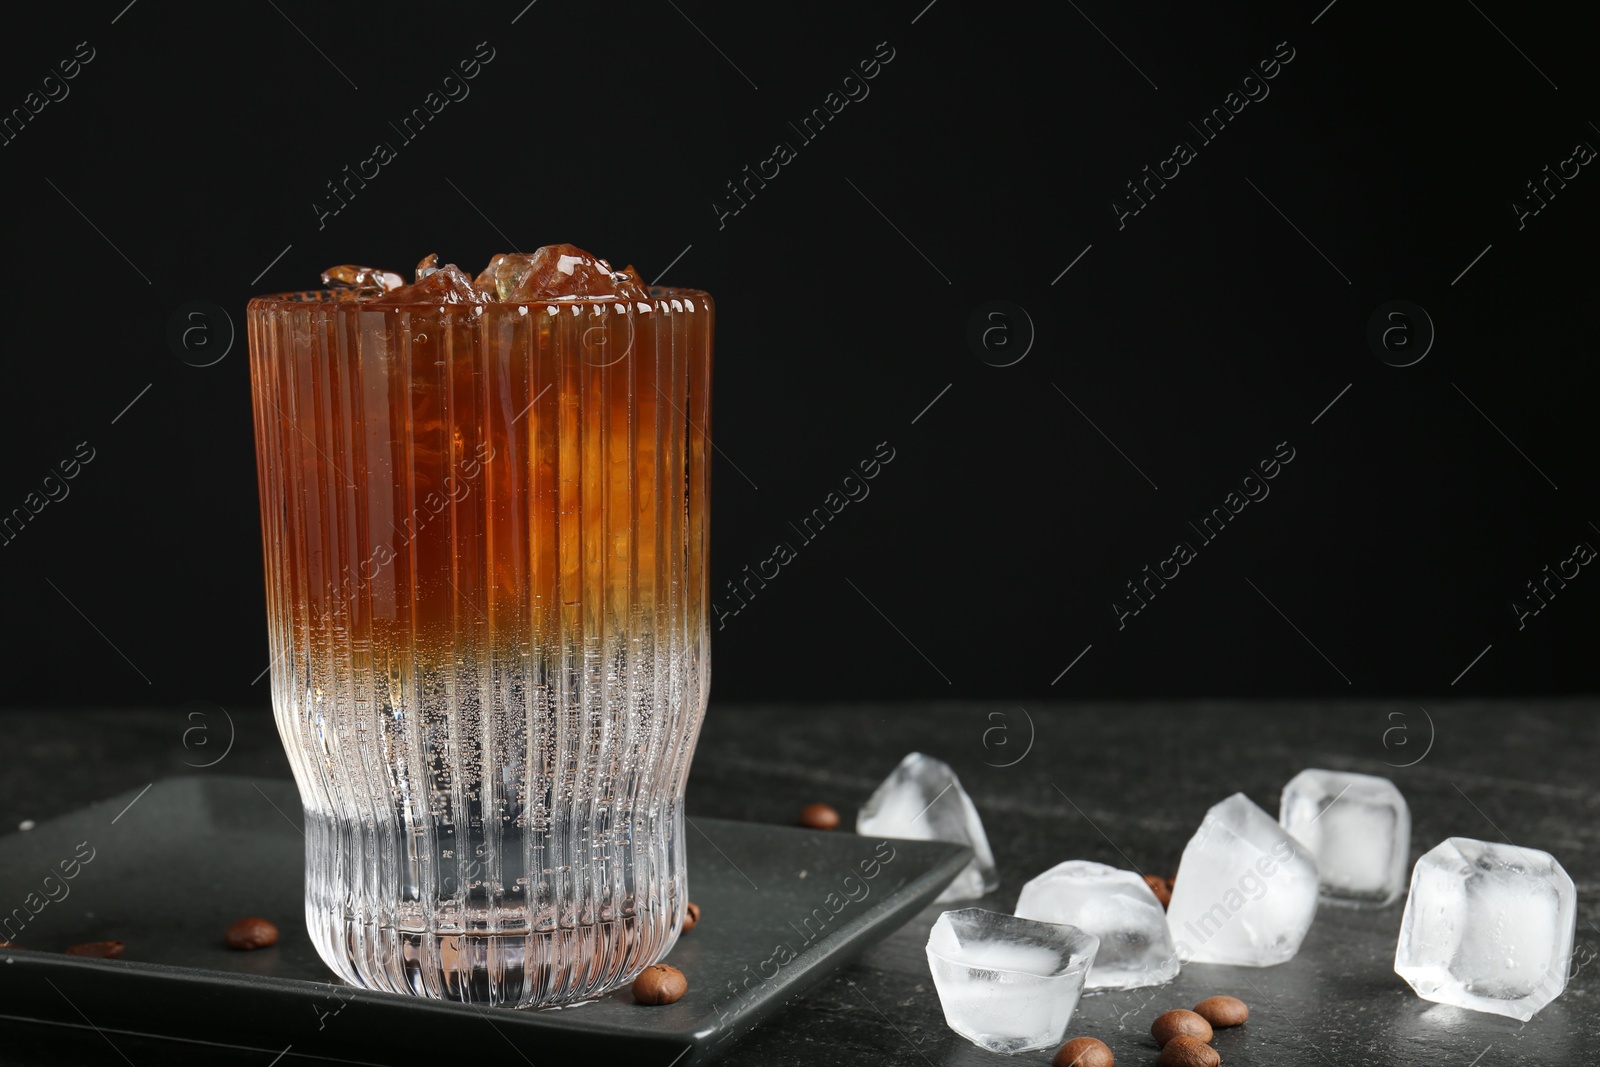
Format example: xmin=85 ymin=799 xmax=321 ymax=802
xmin=246 ymin=284 xmax=712 ymax=1006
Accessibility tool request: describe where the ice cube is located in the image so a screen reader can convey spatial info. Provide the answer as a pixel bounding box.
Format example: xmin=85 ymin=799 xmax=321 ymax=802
xmin=857 ymin=752 xmax=997 ymax=902
xmin=1394 ymin=837 xmax=1576 ymax=1020
xmin=1165 ymin=793 xmax=1320 ymax=966
xmin=320 ymin=264 xmax=405 ymax=294
xmin=926 ymin=907 xmax=1098 ymax=1054
xmin=474 ymin=251 xmax=537 ymax=301
xmin=1014 ymin=860 xmax=1179 ymax=989
xmin=474 ymin=244 xmax=649 ymax=302
xmin=1280 ymin=768 xmax=1410 ymax=907
xmin=371 ymin=257 xmax=492 ymax=305
xmin=306 ymin=248 xmax=649 ymax=304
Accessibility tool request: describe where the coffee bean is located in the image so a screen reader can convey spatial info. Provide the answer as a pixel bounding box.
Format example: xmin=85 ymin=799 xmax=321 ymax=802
xmin=224 ymin=916 xmax=279 ymax=951
xmin=65 ymin=941 xmax=124 ymax=959
xmin=1151 ymin=1009 xmax=1212 ymax=1047
xmin=682 ymin=901 xmax=701 ymax=933
xmin=1193 ymin=995 xmax=1248 ymax=1027
xmin=1159 ymin=1035 xmax=1220 ymax=1067
xmin=798 ymin=803 xmax=840 ymax=831
xmin=1053 ymin=1035 xmax=1114 ymax=1067
xmin=632 ymin=963 xmax=688 ymax=1005
xmin=1142 ymin=873 xmax=1173 ymax=909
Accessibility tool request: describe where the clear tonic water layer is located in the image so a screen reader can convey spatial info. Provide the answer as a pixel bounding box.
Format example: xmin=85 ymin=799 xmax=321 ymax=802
xmin=248 ymin=259 xmax=713 ymax=1007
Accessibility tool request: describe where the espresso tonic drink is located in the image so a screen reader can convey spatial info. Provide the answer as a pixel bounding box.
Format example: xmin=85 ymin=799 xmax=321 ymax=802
xmin=247 ymin=248 xmax=712 ymax=1006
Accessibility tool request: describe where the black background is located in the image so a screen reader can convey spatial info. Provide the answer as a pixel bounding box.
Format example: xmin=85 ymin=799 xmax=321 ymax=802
xmin=1 ymin=1 xmax=1595 ymax=709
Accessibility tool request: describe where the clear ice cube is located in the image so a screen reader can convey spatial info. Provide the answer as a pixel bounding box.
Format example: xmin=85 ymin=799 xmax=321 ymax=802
xmin=1165 ymin=792 xmax=1320 ymax=966
xmin=1280 ymin=768 xmax=1410 ymax=907
xmin=303 ymin=247 xmax=651 ymax=304
xmin=475 ymin=245 xmax=650 ymax=302
xmin=926 ymin=907 xmax=1099 ymax=1054
xmin=1014 ymin=860 xmax=1179 ymax=990
xmin=371 ymin=258 xmax=492 ymax=305
xmin=321 ymin=264 xmax=405 ymax=294
xmin=1394 ymin=837 xmax=1577 ymax=1020
xmin=857 ymin=752 xmax=998 ymax=902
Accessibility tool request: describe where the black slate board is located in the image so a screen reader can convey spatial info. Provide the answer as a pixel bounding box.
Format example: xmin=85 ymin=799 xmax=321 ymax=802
xmin=0 ymin=777 xmax=970 ymax=1065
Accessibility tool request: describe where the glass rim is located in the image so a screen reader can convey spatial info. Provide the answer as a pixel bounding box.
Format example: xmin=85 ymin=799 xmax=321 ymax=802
xmin=247 ymin=285 xmax=712 ymax=313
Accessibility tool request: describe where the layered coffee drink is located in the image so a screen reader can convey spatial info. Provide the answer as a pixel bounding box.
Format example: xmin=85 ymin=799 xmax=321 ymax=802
xmin=247 ymin=246 xmax=712 ymax=1006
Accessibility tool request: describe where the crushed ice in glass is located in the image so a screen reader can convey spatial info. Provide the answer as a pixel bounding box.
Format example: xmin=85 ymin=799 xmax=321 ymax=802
xmin=311 ymin=245 xmax=649 ymax=303
xmin=321 ymin=264 xmax=405 ymax=294
xmin=372 ymin=256 xmax=493 ymax=305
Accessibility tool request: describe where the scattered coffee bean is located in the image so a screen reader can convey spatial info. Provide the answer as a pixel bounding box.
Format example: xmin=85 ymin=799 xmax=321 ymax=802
xmin=632 ymin=963 xmax=688 ymax=1005
xmin=1053 ymin=1035 xmax=1114 ymax=1067
xmin=682 ymin=901 xmax=701 ymax=933
xmin=1151 ymin=1009 xmax=1213 ymax=1047
xmin=224 ymin=916 xmax=279 ymax=951
xmin=798 ymin=803 xmax=840 ymax=831
xmin=1143 ymin=873 xmax=1173 ymax=909
xmin=1193 ymin=995 xmax=1248 ymax=1028
xmin=65 ymin=941 xmax=124 ymax=959
xmin=1159 ymin=1035 xmax=1220 ymax=1067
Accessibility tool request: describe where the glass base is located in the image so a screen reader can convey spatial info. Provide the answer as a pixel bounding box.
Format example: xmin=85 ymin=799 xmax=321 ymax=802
xmin=306 ymin=909 xmax=678 ymax=1007
xmin=301 ymin=809 xmax=688 ymax=1007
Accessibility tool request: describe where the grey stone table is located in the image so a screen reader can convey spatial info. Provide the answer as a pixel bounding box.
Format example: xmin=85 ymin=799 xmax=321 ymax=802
xmin=0 ymin=701 xmax=1595 ymax=1066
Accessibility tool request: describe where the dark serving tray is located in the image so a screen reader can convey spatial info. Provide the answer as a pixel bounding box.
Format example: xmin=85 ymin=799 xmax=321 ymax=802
xmin=0 ymin=777 xmax=968 ymax=1066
